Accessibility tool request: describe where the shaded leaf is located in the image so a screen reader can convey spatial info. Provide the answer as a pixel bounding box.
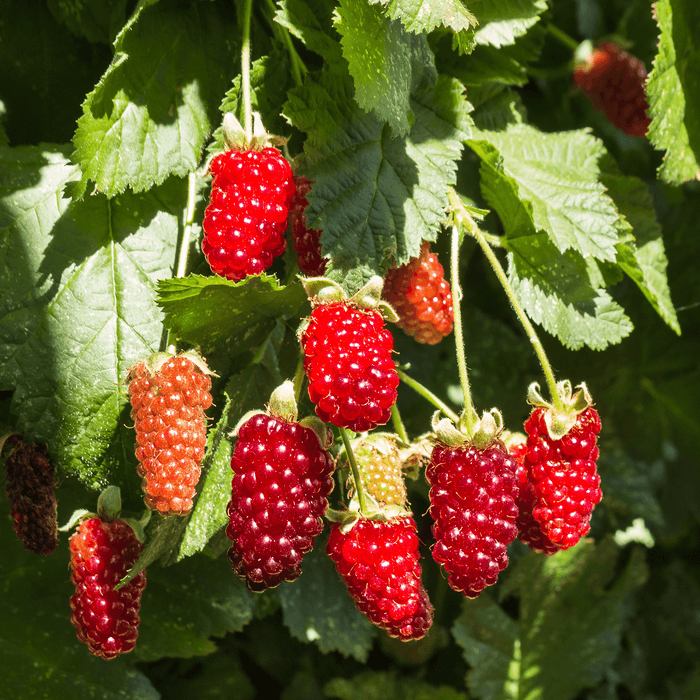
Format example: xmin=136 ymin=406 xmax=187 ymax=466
xmin=274 ymin=0 xmax=343 ymax=63
xmin=326 ymin=670 xmax=469 ymax=699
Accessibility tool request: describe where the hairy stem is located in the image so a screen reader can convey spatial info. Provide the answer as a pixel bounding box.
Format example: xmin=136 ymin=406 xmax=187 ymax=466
xmin=391 ymin=403 xmax=409 ymax=444
xmin=241 ymin=0 xmax=253 ymax=140
xmin=340 ymin=428 xmax=367 ymax=515
xmin=396 ymin=369 xmax=460 ymax=424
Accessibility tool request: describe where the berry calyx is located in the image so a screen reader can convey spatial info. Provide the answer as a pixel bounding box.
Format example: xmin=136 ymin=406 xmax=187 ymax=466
xmin=126 ymin=352 xmax=213 ymax=516
xmin=226 ymin=412 xmax=335 ymax=592
xmin=326 ymin=513 xmax=433 ymax=641
xmin=69 ymin=503 xmax=146 ymax=660
xmin=288 ymin=176 xmax=327 ymax=276
xmin=573 ymin=42 xmax=651 ymax=137
xmin=3 ymin=435 xmax=58 ymax=555
xmin=383 ymin=242 xmax=454 ymax=345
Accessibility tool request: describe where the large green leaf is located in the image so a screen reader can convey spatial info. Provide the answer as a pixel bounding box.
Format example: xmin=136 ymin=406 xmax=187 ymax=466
xmin=284 ymin=68 xmax=472 ymax=292
xmin=0 ymin=144 xmax=183 ymax=487
xmin=71 ymin=2 xmax=234 ymax=198
xmin=452 ymin=538 xmax=648 ymax=700
xmin=647 ymin=0 xmax=700 ymax=184
xmin=326 ymin=671 xmax=469 ymax=699
xmin=469 ymin=0 xmax=548 ymax=47
xmin=274 ymin=0 xmax=343 ymax=63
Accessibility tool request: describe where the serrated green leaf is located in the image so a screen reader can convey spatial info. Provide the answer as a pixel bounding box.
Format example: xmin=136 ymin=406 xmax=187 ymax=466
xmin=452 ymin=538 xmax=648 ymax=700
xmin=72 ymin=2 xmax=234 ymax=198
xmin=470 ymin=125 xmax=620 ymax=261
xmin=335 ymin=0 xmax=437 ymax=136
xmin=598 ymin=153 xmax=680 ymax=334
xmin=470 ymin=87 xmax=526 ymax=131
xmin=0 ymin=144 xmax=183 ymax=487
xmin=369 ymin=0 xmax=477 ymax=34
xmin=132 ymin=553 xmax=254 ymax=662
xmin=647 ymin=0 xmax=700 ymax=184
xmin=156 ymin=274 xmax=309 ymax=352
xmin=326 ymin=671 xmax=469 ymax=700
xmin=469 ymin=0 xmax=548 ymax=47
xmin=276 ymin=543 xmax=376 ymax=661
xmin=274 ymin=0 xmax=343 ymax=62
xmin=284 ymin=69 xmax=472 ymax=292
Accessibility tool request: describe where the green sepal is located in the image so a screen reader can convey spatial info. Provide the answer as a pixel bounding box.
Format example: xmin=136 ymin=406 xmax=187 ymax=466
xmin=299 ymin=416 xmax=333 ymax=449
xmin=301 ymin=276 xmax=347 ymax=304
xmin=470 ymin=409 xmax=504 ymax=449
xmin=269 ymin=380 xmax=298 ymax=422
xmin=231 ymin=409 xmax=265 ymax=438
xmin=96 ymin=485 xmax=122 ymax=522
xmin=527 ymin=380 xmax=594 ymax=440
xmin=122 ymin=510 xmax=151 ymax=545
xmin=350 ymin=276 xmax=384 ymax=310
xmin=58 ymin=509 xmax=92 ymax=532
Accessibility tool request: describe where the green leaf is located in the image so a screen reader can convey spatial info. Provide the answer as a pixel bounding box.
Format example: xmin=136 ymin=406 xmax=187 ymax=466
xmin=0 ymin=144 xmax=182 ymax=487
xmin=276 ymin=544 xmax=376 ymax=661
xmin=469 ymin=0 xmax=548 ymax=47
xmin=598 ymin=153 xmax=680 ymax=334
xmin=274 ymin=0 xmax=343 ymax=63
xmin=47 ymin=0 xmax=129 ymax=44
xmin=326 ymin=670 xmax=469 ymax=700
xmin=335 ymin=0 xmax=437 ymax=136
xmin=452 ymin=538 xmax=648 ymax=700
xmin=647 ymin=0 xmax=700 ymax=184
xmin=156 ymin=274 xmax=309 ymax=352
xmin=284 ymin=69 xmax=472 ymax=292
xmin=71 ymin=2 xmax=234 ymax=198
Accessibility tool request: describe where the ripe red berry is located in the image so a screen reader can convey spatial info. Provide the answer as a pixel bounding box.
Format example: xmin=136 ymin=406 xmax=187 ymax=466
xmin=573 ymin=42 xmax=651 ymax=137
xmin=288 ymin=176 xmax=327 ymax=276
xmin=127 ymin=353 xmax=212 ymax=516
xmin=384 ymin=242 xmax=454 ymax=345
xmin=326 ymin=515 xmax=433 ymax=641
xmin=523 ymin=406 xmax=603 ymax=549
xmin=302 ymin=301 xmax=399 ymax=432
xmin=202 ymin=147 xmax=295 ymax=281
xmin=426 ymin=441 xmax=519 ymax=598
xmin=69 ymin=517 xmax=146 ymax=660
xmin=226 ymin=413 xmax=335 ymax=592
xmin=4 ymin=435 xmax=58 ymax=555
xmin=506 ymin=433 xmax=562 ymax=556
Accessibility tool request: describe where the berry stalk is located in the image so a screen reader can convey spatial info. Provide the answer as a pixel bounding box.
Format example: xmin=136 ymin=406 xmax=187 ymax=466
xmin=262 ymin=0 xmax=306 ymax=87
xmin=396 ymin=368 xmax=459 ymax=423
xmin=391 ymin=403 xmax=409 ymax=444
xmin=240 ymin=0 xmax=254 ymax=140
xmin=339 ymin=427 xmax=368 ymax=516
xmin=449 ymin=190 xmax=562 ymax=410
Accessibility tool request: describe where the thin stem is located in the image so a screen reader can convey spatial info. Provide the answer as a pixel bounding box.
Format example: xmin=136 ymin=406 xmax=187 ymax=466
xmin=451 ymin=225 xmax=478 ymax=434
xmin=240 ymin=0 xmax=253 ymax=140
xmin=396 ymin=369 xmax=459 ymax=424
xmin=450 ymin=190 xmax=561 ymax=408
xmin=292 ymin=357 xmax=305 ymax=404
xmin=340 ymin=428 xmax=367 ymax=515
xmin=546 ymin=23 xmax=579 ymax=52
xmin=262 ymin=0 xmax=307 ymax=87
xmin=390 ymin=403 xmax=409 ymax=444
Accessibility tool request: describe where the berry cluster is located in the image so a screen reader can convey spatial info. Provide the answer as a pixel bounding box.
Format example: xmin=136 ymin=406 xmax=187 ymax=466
xmin=4 ymin=435 xmax=58 ymax=556
xmin=288 ymin=176 xmax=327 ymax=276
xmin=384 ymin=242 xmax=454 ymax=345
xmin=69 ymin=517 xmax=146 ymax=660
xmin=202 ymin=147 xmax=295 ymax=281
xmin=327 ymin=515 xmax=433 ymax=641
xmin=226 ymin=413 xmax=335 ymax=592
xmin=127 ymin=353 xmax=212 ymax=516
xmin=302 ymin=301 xmax=399 ymax=433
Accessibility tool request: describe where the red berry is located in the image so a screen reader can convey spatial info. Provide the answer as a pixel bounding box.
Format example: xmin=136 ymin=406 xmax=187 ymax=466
xmin=384 ymin=242 xmax=454 ymax=345
xmin=506 ymin=433 xmax=562 ymax=556
xmin=226 ymin=413 xmax=335 ymax=592
xmin=426 ymin=441 xmax=519 ymax=598
xmin=302 ymin=301 xmax=399 ymax=432
xmin=69 ymin=517 xmax=146 ymax=660
xmin=523 ymin=406 xmax=602 ymax=549
xmin=202 ymin=147 xmax=295 ymax=281
xmin=326 ymin=515 xmax=433 ymax=641
xmin=288 ymin=176 xmax=327 ymax=276
xmin=4 ymin=436 xmax=58 ymax=555
xmin=573 ymin=42 xmax=650 ymax=137
xmin=127 ymin=353 xmax=212 ymax=516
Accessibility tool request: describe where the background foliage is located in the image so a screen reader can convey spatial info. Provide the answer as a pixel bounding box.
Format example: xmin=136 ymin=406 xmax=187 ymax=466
xmin=1 ymin=0 xmax=699 ymax=698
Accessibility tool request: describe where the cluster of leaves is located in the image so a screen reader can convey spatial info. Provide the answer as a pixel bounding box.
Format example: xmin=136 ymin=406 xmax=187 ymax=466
xmin=1 ymin=0 xmax=699 ymax=698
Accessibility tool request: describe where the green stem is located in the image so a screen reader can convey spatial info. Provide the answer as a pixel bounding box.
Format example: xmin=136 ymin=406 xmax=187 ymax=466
xmin=240 ymin=0 xmax=253 ymax=140
xmin=292 ymin=357 xmax=305 ymax=404
xmin=390 ymin=403 xmax=409 ymax=444
xmin=451 ymin=224 xmax=479 ymax=434
xmin=546 ymin=23 xmax=579 ymax=52
xmin=396 ymin=368 xmax=459 ymax=424
xmin=449 ymin=190 xmax=561 ymax=409
xmin=262 ymin=0 xmax=306 ymax=87
xmin=340 ymin=428 xmax=368 ymax=515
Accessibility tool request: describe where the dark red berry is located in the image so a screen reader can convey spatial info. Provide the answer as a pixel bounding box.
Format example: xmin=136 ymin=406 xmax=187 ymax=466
xmin=573 ymin=42 xmax=650 ymax=137
xmin=288 ymin=176 xmax=327 ymax=276
xmin=202 ymin=147 xmax=295 ymax=281
xmin=127 ymin=353 xmax=212 ymax=516
xmin=302 ymin=301 xmax=399 ymax=432
xmin=326 ymin=515 xmax=433 ymax=641
xmin=69 ymin=517 xmax=146 ymax=660
xmin=523 ymin=406 xmax=602 ymax=549
xmin=4 ymin=435 xmax=58 ymax=555
xmin=226 ymin=413 xmax=335 ymax=592
xmin=426 ymin=441 xmax=519 ymax=598
xmin=384 ymin=242 xmax=454 ymax=345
